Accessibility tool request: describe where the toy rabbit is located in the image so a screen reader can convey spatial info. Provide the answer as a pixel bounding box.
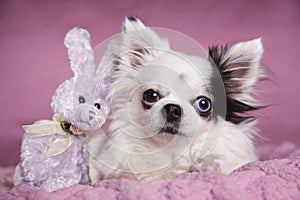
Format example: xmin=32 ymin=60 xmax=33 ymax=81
xmin=13 ymin=27 xmax=112 ymax=192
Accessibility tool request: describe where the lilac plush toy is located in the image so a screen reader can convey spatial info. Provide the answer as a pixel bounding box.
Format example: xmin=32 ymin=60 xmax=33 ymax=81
xmin=13 ymin=27 xmax=111 ymax=192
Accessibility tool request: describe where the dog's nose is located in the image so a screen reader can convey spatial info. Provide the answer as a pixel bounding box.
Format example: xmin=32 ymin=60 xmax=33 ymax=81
xmin=163 ymin=104 xmax=182 ymax=122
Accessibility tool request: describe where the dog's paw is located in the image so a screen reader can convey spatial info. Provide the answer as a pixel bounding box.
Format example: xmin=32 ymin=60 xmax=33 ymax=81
xmin=190 ymin=155 xmax=222 ymax=172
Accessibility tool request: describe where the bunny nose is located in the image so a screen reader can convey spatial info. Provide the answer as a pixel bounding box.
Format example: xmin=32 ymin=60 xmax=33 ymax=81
xmin=89 ymin=110 xmax=96 ymax=120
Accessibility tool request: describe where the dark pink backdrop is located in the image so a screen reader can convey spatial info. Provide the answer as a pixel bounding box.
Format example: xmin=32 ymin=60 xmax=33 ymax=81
xmin=1 ymin=0 xmax=299 ymax=166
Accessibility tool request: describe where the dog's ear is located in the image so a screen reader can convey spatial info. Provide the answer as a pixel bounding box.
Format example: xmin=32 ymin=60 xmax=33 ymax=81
xmin=122 ymin=16 xmax=146 ymax=32
xmin=209 ymin=38 xmax=265 ymax=123
xmin=114 ymin=16 xmax=169 ymax=68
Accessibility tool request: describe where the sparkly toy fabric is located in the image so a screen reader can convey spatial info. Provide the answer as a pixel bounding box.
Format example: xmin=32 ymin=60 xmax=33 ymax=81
xmin=12 ymin=27 xmax=112 ymax=192
xmin=13 ymin=123 xmax=89 ymax=192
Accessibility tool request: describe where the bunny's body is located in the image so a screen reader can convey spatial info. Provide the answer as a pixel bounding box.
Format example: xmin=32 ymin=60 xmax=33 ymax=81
xmin=13 ymin=123 xmax=90 ymax=192
xmin=13 ymin=27 xmax=111 ymax=192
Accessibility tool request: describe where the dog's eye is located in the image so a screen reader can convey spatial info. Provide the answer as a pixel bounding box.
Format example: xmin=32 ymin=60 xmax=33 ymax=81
xmin=78 ymin=96 xmax=86 ymax=104
xmin=94 ymin=103 xmax=101 ymax=110
xmin=143 ymin=89 xmax=160 ymax=103
xmin=194 ymin=96 xmax=211 ymax=114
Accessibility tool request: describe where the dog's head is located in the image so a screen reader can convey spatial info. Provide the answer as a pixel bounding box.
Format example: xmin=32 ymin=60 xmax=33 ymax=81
xmin=107 ymin=17 xmax=264 ymax=144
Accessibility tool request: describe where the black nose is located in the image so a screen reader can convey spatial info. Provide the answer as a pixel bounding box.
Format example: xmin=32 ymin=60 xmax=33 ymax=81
xmin=163 ymin=104 xmax=182 ymax=122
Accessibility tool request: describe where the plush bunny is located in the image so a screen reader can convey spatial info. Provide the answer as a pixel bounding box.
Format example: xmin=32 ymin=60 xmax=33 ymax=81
xmin=13 ymin=27 xmax=112 ymax=192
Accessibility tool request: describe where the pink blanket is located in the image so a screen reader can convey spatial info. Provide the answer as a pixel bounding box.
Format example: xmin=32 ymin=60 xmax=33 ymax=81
xmin=1 ymin=142 xmax=300 ymax=200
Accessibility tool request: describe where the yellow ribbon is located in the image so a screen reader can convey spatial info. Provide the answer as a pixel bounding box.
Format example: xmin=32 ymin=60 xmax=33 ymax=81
xmin=22 ymin=114 xmax=89 ymax=158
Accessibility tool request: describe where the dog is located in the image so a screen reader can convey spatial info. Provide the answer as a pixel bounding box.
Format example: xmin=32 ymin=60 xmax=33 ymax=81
xmin=89 ymin=16 xmax=265 ymax=183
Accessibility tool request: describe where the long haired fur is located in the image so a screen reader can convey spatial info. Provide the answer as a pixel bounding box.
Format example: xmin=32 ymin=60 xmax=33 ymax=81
xmin=89 ymin=17 xmax=265 ymax=183
xmin=209 ymin=43 xmax=265 ymax=124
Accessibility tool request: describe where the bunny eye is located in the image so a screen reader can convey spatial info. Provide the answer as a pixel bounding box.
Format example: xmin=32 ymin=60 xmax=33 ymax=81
xmin=94 ymin=103 xmax=101 ymax=110
xmin=78 ymin=96 xmax=86 ymax=104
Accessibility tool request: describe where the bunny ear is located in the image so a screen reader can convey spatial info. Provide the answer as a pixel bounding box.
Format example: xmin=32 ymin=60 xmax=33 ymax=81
xmin=95 ymin=42 xmax=115 ymax=98
xmin=64 ymin=27 xmax=95 ymax=76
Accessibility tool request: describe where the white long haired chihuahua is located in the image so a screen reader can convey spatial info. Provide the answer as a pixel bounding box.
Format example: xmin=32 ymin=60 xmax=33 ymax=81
xmin=89 ymin=17 xmax=265 ymax=183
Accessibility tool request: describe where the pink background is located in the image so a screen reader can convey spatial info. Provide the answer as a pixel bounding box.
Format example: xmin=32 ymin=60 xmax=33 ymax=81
xmin=0 ymin=0 xmax=299 ymax=166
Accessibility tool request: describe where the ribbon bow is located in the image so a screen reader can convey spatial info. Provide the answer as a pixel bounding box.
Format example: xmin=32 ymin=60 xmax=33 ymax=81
xmin=22 ymin=114 xmax=89 ymax=158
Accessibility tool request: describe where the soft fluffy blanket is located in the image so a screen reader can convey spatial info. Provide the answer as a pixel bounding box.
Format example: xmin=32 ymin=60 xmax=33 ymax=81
xmin=1 ymin=142 xmax=300 ymax=200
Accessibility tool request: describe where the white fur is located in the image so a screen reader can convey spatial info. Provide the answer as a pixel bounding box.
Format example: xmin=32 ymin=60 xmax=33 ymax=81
xmin=221 ymin=38 xmax=264 ymax=105
xmin=89 ymin=17 xmax=262 ymax=183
